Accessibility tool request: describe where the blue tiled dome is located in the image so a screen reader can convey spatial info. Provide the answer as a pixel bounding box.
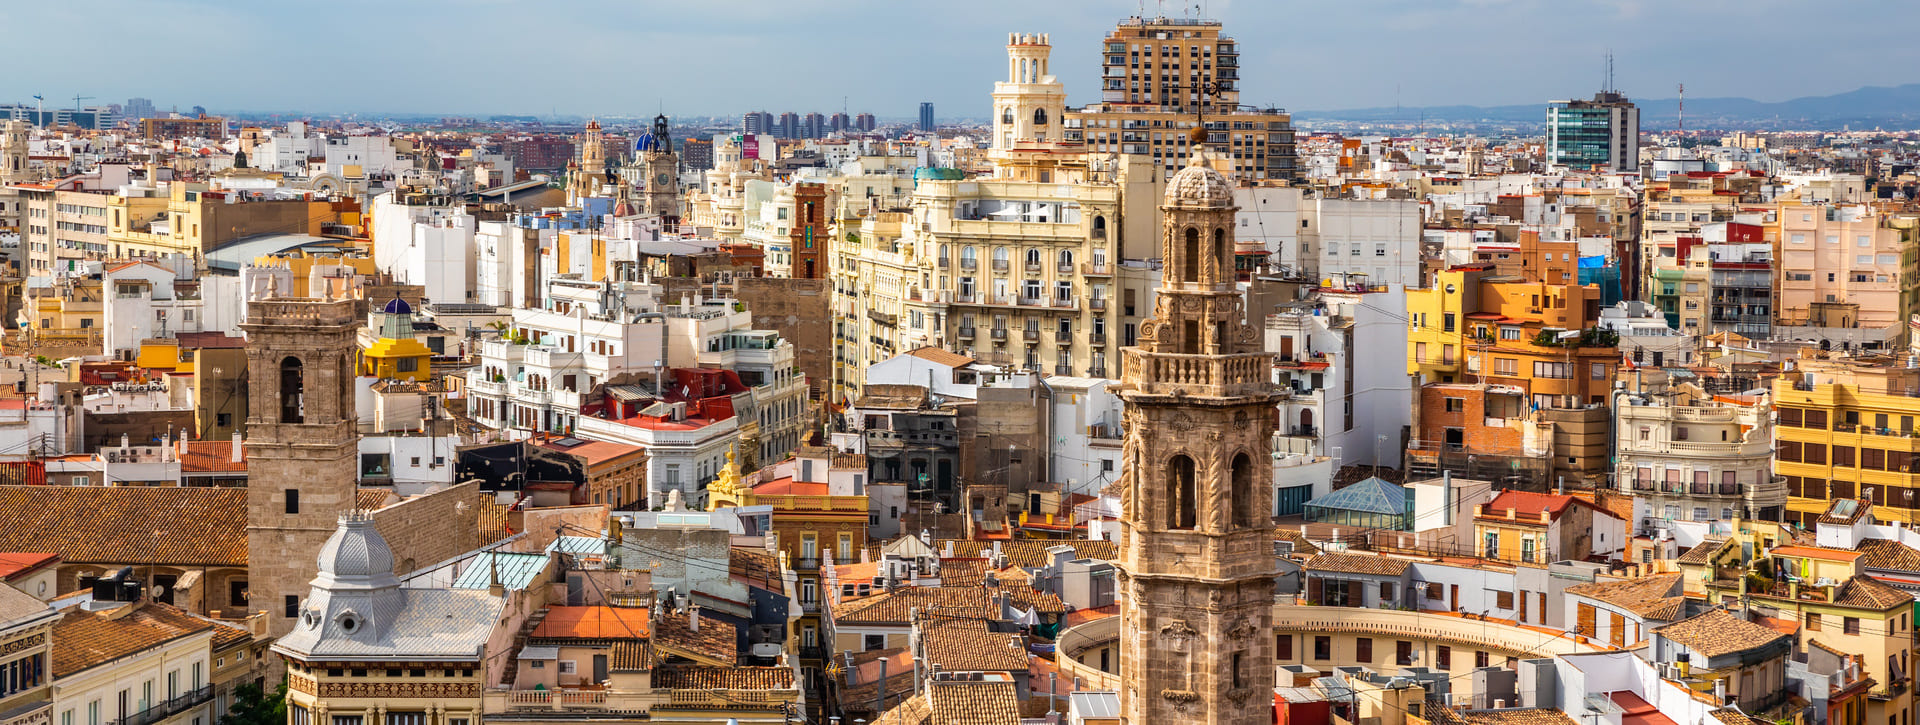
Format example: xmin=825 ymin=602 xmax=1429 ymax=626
xmin=381 ymin=296 xmax=412 ymax=315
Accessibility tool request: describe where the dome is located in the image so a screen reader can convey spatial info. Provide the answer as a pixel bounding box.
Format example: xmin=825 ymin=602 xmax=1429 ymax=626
xmin=1164 ymin=154 xmax=1233 ymax=207
xmin=634 ymin=132 xmax=663 ymax=153
xmin=380 ymin=296 xmax=412 ymax=315
xmin=315 ymin=513 xmax=397 ymax=581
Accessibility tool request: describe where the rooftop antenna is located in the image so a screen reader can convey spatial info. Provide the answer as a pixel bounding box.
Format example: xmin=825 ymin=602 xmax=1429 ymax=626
xmin=1604 ymin=51 xmax=1615 ymax=94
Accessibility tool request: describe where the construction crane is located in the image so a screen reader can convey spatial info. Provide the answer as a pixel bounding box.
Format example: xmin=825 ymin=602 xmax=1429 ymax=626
xmin=71 ymin=95 xmax=93 ymax=110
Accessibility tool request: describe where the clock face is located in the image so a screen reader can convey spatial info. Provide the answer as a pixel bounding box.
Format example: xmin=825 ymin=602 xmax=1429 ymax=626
xmin=656 ymin=173 xmax=670 ymax=186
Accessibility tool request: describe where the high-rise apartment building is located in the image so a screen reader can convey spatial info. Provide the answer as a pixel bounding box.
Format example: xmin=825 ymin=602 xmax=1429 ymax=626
xmin=1774 ymin=353 xmax=1920 ymax=528
xmin=855 ymin=113 xmax=876 ymax=132
xmin=1065 ymin=16 xmax=1298 ymax=182
xmin=829 ymin=112 xmax=849 ymax=133
xmin=742 ymin=111 xmax=773 ymax=135
xmin=1547 ymin=91 xmax=1641 ymax=173
xmin=777 ymin=112 xmax=801 ymax=139
xmin=918 ymin=102 xmax=935 ymax=131
xmin=803 ymin=112 xmax=825 ymax=139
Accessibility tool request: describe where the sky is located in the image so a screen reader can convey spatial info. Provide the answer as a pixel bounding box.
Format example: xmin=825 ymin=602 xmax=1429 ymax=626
xmin=5 ymin=0 xmax=1919 ymax=120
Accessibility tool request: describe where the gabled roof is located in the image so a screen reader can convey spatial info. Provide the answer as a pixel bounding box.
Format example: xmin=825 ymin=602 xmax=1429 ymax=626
xmin=53 ymin=602 xmax=213 ymax=678
xmin=1675 ymin=539 xmax=1729 ymax=566
xmin=918 ymin=617 xmax=1027 ymax=673
xmin=1654 ymin=609 xmax=1787 ymax=659
xmin=1856 ymin=539 xmax=1920 ymax=572
xmin=1305 ymin=552 xmax=1409 ymax=577
xmin=0 ymin=486 xmax=248 ymax=567
xmin=1565 ymin=573 xmax=1685 ymax=621
xmin=654 ymin=611 xmax=737 ymax=666
xmin=832 ymin=585 xmax=1066 ymax=626
xmin=1832 ymin=575 xmax=1914 ymax=611
xmin=1476 ymin=490 xmax=1614 ymax=524
xmin=651 ymin=665 xmax=794 ymax=690
xmin=904 ymin=347 xmax=975 ymax=368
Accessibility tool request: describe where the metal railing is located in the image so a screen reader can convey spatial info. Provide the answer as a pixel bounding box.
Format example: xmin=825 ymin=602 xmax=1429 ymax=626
xmin=112 ymin=686 xmax=212 ymax=725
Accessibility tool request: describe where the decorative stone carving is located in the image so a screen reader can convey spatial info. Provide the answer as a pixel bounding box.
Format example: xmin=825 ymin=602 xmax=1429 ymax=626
xmin=1159 ymin=619 xmax=1198 ymax=640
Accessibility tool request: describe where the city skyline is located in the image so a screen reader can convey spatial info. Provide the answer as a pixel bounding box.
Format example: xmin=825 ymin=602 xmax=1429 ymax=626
xmin=5 ymin=0 xmax=1917 ymax=119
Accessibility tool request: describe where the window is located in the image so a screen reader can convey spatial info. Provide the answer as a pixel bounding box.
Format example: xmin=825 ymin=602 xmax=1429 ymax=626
xmin=1356 ymin=637 xmax=1373 ymax=661
xmin=1426 ymin=583 xmax=1443 ymax=601
xmin=1532 ymin=361 xmax=1570 ymax=379
xmin=285 ymin=489 xmax=300 ymax=514
xmin=1436 ymin=645 xmax=1451 ymax=668
xmin=1496 ymin=591 xmax=1516 ymax=609
xmin=1475 ymin=651 xmax=1489 ymax=668
xmin=557 ymin=661 xmax=576 ymax=675
xmin=1312 ymin=636 xmax=1331 ymax=660
xmin=1499 ymin=327 xmax=1522 ymax=340
xmin=1806 ymin=612 xmax=1821 ymax=631
xmin=1277 ymin=634 xmax=1293 ymax=659
xmin=1845 ymin=617 xmax=1860 ymax=635
xmin=1379 ymin=582 xmax=1395 ymax=603
xmin=284 ymin=595 xmax=299 ymax=618
xmin=1496 ymin=358 xmax=1518 ymax=376
xmin=864 ymin=634 xmax=885 ymax=651
xmin=1444 ymin=397 xmax=1464 ymax=413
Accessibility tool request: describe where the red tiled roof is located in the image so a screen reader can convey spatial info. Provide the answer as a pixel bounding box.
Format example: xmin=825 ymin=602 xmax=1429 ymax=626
xmin=1477 ymin=490 xmax=1613 ymax=523
xmin=531 ymin=606 xmax=651 ymax=640
xmin=753 ymin=476 xmax=827 ymax=496
xmin=0 ymin=553 xmax=59 ymax=580
xmin=534 ymin=438 xmax=645 ymax=466
xmin=179 ymin=441 xmax=246 ymax=473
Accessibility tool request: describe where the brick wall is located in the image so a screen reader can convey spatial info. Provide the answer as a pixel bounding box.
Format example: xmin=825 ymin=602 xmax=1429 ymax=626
xmin=372 ymin=482 xmax=484 ymax=576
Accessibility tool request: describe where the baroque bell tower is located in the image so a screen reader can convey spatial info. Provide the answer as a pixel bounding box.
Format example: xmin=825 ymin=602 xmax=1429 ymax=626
xmin=1117 ymin=152 xmax=1277 ymax=725
xmin=241 ymin=295 xmax=363 ymax=637
xmin=639 ymin=114 xmax=680 ymax=223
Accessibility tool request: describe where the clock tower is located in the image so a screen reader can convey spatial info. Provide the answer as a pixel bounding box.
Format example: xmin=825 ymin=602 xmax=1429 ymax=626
xmin=639 ymin=114 xmax=680 ymax=224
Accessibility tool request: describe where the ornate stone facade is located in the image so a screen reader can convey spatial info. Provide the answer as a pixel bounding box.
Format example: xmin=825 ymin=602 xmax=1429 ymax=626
xmin=1117 ymin=153 xmax=1278 ymax=725
xmin=242 ymin=297 xmax=363 ymax=637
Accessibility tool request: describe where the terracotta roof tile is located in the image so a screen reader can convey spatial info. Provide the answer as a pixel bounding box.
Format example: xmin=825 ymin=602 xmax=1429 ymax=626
xmin=1305 ymin=552 xmax=1410 ymax=577
xmin=919 ymin=617 xmax=1028 ymax=673
xmin=936 ymin=539 xmax=1118 ymax=569
xmin=1856 ymin=539 xmax=1920 ymax=572
xmin=730 ymin=547 xmax=783 ymax=588
xmin=832 ymin=585 xmax=1066 ymax=626
xmin=53 ymin=602 xmax=213 ymax=678
xmin=178 ymin=441 xmax=246 ymax=473
xmin=1565 ymin=573 xmax=1685 ymax=620
xmin=926 ymin=680 xmax=1020 ymax=725
xmin=1275 ymin=529 xmax=1321 ymax=556
xmin=904 ymin=347 xmax=976 ymax=369
xmin=609 ymin=640 xmax=655 ymax=672
xmin=1832 ymin=575 xmax=1913 ymax=610
xmin=1653 ymin=610 xmax=1788 ymax=659
xmin=0 ymin=486 xmax=247 ymax=566
xmin=650 ymin=665 xmax=794 ymax=691
xmin=0 ymin=553 xmax=60 ymax=580
xmin=655 ymin=611 xmax=737 ymax=666
xmin=1676 ymin=540 xmax=1730 ymax=565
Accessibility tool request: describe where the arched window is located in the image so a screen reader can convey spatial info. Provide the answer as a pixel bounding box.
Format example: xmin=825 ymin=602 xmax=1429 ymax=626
xmin=961 ymin=246 xmax=977 ymax=263
xmin=1001 ymin=107 xmax=1014 ymax=125
xmin=1057 ymin=250 xmax=1074 ymax=270
xmin=1183 ymin=228 xmax=1200 ymax=283
xmin=1232 ymin=452 xmax=1256 ymax=528
xmin=1168 ymin=455 xmax=1197 ymax=529
xmin=279 ymin=356 xmax=305 ymax=424
xmin=1215 ymin=228 xmax=1230 ymax=278
xmin=1025 ymin=248 xmax=1042 ymax=267
xmin=1033 ymin=108 xmax=1049 ymax=126
xmin=1092 ymin=215 xmax=1107 ymax=239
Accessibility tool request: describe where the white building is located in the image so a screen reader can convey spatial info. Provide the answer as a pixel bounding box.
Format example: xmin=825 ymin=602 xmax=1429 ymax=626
xmin=369 ymin=191 xmax=476 ymax=306
xmin=1314 ymin=197 xmax=1423 ymax=289
xmin=1264 ymin=286 xmax=1411 ymax=470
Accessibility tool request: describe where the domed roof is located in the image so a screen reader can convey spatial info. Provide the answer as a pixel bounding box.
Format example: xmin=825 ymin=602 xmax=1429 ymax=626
xmin=315 ymin=513 xmax=396 ymax=581
xmin=634 ymin=132 xmax=663 ymax=153
xmin=380 ymin=295 xmax=412 ymax=315
xmin=1164 ymin=153 xmax=1233 ymax=207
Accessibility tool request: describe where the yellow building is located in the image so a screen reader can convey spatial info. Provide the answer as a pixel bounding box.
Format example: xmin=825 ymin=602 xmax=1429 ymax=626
xmin=1405 ymin=267 xmax=1613 ymax=402
xmin=360 ymin=297 xmax=432 ymax=381
xmin=108 ymin=180 xmax=356 ymax=261
xmin=1773 ymin=352 xmax=1920 ymax=526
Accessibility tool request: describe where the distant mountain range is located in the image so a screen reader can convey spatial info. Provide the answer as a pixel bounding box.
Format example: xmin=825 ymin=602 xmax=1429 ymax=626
xmin=1295 ymin=83 xmax=1920 ymax=130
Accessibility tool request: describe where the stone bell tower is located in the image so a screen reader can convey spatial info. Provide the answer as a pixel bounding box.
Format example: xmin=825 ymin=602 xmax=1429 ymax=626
xmin=241 ymin=295 xmax=362 ymax=636
xmin=640 ymin=113 xmax=680 ymax=223
xmin=1116 ymin=152 xmax=1278 ymax=725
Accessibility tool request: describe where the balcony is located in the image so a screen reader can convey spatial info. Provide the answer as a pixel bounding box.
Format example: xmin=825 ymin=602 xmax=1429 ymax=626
xmin=1091 ymin=298 xmax=1107 ymax=311
xmin=1051 ymin=297 xmax=1077 ymax=309
xmin=991 ymin=328 xmax=1008 ymax=341
xmin=1124 ymin=351 xmax=1273 ymax=398
xmin=1025 ymin=261 xmax=1043 ymax=273
xmin=1055 ymin=330 xmax=1073 ymax=343
xmin=992 ymin=260 xmax=1009 ymax=272
xmin=937 ymin=257 xmax=950 ymax=269
xmin=1090 ymin=332 xmax=1107 ymax=345
xmin=1057 ymin=263 xmax=1075 ymax=274
xmin=1088 ymin=366 xmax=1108 ymax=377
xmin=960 ymin=258 xmax=978 ymax=270
xmin=957 ymin=326 xmax=976 ymax=339
xmin=112 ymin=685 xmax=212 ymax=725
xmin=1019 ymin=296 xmax=1043 ymax=307
xmin=1023 ymin=329 xmax=1041 ymax=342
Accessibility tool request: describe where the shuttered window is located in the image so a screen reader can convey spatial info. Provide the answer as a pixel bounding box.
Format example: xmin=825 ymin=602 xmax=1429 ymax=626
xmin=1355 ymin=638 xmax=1373 ymax=662
xmin=1577 ymin=603 xmax=1598 ymax=638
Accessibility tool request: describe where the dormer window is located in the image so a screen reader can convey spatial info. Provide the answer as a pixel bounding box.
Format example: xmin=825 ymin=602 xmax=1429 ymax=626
xmin=336 ymin=610 xmax=362 ymax=634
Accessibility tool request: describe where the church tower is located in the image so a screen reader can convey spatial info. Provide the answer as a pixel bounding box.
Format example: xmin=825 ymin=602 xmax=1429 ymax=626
xmin=990 ymin=33 xmax=1068 ymax=163
xmin=1116 ymin=152 xmax=1277 ymax=725
xmin=568 ymin=119 xmax=607 ymax=206
xmin=241 ymin=295 xmax=363 ymax=637
xmin=1 ymin=121 xmax=29 ymax=185
xmin=639 ymin=114 xmax=680 ymax=223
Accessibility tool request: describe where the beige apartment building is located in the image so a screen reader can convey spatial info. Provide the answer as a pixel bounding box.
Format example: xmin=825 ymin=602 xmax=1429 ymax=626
xmin=1774 ymin=202 xmax=1919 ymax=334
xmin=19 ymin=187 xmax=111 ymax=275
xmin=828 ymin=34 xmax=1164 ymax=402
xmin=1064 ymin=16 xmax=1297 ymax=182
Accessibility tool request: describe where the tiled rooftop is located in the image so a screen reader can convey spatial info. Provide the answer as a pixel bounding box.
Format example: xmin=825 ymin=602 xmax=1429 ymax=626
xmin=1654 ymin=610 xmax=1787 ymax=659
xmin=1305 ymin=552 xmax=1410 ymax=577
xmin=0 ymin=486 xmax=248 ymax=566
xmin=53 ymin=602 xmax=213 ymax=678
xmin=1565 ymin=573 xmax=1685 ymax=620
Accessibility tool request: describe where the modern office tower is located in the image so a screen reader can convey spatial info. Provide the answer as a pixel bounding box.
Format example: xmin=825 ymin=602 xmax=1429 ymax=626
xmin=1547 ymin=91 xmax=1641 ymax=173
xmin=919 ymin=102 xmax=935 ymax=131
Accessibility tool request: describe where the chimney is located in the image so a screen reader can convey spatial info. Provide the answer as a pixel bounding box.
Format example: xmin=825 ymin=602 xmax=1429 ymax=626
xmin=688 ymin=604 xmax=701 ymax=633
xmin=231 ymin=431 xmax=244 ymax=463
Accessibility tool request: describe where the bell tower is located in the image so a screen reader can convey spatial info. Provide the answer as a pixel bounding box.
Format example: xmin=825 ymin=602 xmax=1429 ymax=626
xmin=1116 ymin=152 xmax=1277 ymax=725
xmin=991 ymin=33 xmax=1068 ymax=160
xmin=1 ymin=121 xmax=29 ymax=185
xmin=241 ymin=296 xmax=363 ymax=636
xmin=568 ymin=119 xmax=607 ymax=206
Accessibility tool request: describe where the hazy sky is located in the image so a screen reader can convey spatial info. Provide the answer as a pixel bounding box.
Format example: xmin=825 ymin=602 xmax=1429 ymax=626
xmin=6 ymin=0 xmax=1917 ymax=119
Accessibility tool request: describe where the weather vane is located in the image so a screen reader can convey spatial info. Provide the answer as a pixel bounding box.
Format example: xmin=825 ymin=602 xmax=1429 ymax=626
xmin=1187 ymin=80 xmax=1227 ymax=148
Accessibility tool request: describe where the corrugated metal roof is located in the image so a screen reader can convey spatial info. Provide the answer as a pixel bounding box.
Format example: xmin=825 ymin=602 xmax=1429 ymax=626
xmin=549 ymin=536 xmax=604 ymax=555
xmin=451 ymin=552 xmax=547 ymax=591
xmin=1069 ymin=691 xmax=1120 ymax=717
